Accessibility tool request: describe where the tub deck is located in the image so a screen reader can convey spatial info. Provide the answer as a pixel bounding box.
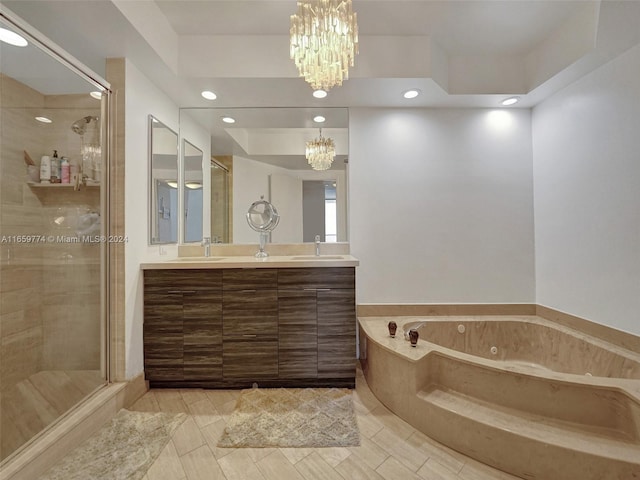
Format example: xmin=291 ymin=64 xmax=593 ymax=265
xmin=359 ymin=316 xmax=640 ymax=480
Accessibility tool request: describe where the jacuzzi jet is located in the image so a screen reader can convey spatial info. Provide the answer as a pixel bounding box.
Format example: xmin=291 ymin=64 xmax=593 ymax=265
xmin=490 ymin=346 xmax=498 ymax=355
xmin=585 ymin=372 xmax=592 ymax=377
xmin=457 ymin=324 xmax=466 ymax=334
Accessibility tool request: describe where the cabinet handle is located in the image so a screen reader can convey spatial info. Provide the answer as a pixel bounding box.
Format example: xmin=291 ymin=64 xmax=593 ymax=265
xmin=316 ymin=288 xmax=331 ymax=292
xmin=167 ymin=290 xmax=197 ymax=294
xmin=240 ymin=289 xmax=257 ymax=293
xmin=242 ymin=334 xmax=257 ymax=338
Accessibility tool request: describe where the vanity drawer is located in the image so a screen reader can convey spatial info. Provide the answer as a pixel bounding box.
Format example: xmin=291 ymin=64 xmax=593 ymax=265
xmin=144 ymin=269 xmax=222 ymax=294
xmin=278 ymin=267 xmax=355 ymax=290
xmin=223 ymin=269 xmax=277 ymax=290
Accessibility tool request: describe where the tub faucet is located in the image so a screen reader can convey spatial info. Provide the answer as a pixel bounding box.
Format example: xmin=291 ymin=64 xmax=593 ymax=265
xmin=202 ymin=236 xmax=211 ymax=257
xmin=315 ymin=235 xmax=321 ymax=256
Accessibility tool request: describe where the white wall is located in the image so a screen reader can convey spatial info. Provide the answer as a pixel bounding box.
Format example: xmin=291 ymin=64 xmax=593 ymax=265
xmin=532 ymin=42 xmax=640 ymax=336
xmin=349 ymin=108 xmax=535 ymax=304
xmin=124 ymin=59 xmax=209 ymax=379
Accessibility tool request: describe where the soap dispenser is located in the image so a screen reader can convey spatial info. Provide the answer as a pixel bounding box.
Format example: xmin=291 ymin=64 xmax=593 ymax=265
xmin=50 ymin=150 xmax=60 ymax=183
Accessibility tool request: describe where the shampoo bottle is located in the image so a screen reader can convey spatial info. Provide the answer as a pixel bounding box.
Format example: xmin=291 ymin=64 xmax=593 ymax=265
xmin=40 ymin=155 xmax=51 ymax=184
xmin=61 ymin=157 xmax=70 ymax=184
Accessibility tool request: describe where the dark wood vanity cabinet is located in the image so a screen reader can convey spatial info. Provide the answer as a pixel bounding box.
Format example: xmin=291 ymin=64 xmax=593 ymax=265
xmin=143 ymin=269 xmax=222 ymax=382
xmin=143 ymin=266 xmax=356 ymax=388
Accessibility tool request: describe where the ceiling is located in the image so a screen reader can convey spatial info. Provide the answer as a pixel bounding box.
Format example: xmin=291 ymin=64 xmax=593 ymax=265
xmin=4 ymin=0 xmax=640 ymax=109
xmin=2 ymin=0 xmax=640 ymax=168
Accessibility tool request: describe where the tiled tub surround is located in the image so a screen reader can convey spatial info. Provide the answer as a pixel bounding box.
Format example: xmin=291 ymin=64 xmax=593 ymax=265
xmin=402 ymin=318 xmax=640 ymax=379
xmin=358 ymin=316 xmax=640 ymax=480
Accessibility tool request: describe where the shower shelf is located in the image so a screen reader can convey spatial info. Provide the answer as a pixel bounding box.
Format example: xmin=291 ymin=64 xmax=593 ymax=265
xmin=27 ymin=181 xmax=100 ymax=188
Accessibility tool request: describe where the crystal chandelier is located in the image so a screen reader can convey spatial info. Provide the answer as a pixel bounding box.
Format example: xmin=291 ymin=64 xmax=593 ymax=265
xmin=306 ymin=129 xmax=336 ymax=171
xmin=290 ymin=0 xmax=359 ymax=91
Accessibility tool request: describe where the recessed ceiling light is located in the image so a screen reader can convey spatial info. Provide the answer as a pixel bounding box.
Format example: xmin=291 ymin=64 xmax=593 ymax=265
xmin=201 ymin=90 xmax=217 ymax=100
xmin=501 ymin=96 xmax=520 ymax=106
xmin=0 ymin=27 xmax=28 ymax=47
xmin=90 ymin=91 xmax=102 ymax=100
xmin=35 ymin=116 xmax=52 ymax=123
xmin=403 ymin=89 xmax=420 ymax=99
xmin=313 ymin=89 xmax=328 ymax=99
xmin=222 ymin=116 xmax=235 ymax=124
xmin=313 ymin=115 xmax=326 ymax=123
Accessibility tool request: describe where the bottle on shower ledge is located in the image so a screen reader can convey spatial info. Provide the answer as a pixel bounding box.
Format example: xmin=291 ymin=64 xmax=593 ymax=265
xmin=39 ymin=155 xmax=51 ymax=184
xmin=50 ymin=150 xmax=60 ymax=183
xmin=61 ymin=157 xmax=70 ymax=184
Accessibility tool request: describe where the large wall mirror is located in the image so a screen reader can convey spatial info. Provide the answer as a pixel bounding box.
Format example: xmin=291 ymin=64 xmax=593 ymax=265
xmin=149 ymin=115 xmax=178 ymax=244
xmin=179 ymin=107 xmax=349 ymax=245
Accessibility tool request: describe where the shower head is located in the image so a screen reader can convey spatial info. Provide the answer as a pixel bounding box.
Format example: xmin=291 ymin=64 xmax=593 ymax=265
xmin=71 ymin=116 xmax=98 ymax=135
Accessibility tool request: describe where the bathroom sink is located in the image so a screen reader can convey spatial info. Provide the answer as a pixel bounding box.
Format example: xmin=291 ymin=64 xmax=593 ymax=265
xmin=174 ymin=257 xmax=226 ymax=261
xmin=290 ymin=255 xmax=345 ymax=260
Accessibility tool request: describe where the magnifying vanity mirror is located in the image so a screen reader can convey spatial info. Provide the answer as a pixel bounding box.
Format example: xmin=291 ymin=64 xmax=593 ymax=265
xmin=179 ymin=107 xmax=349 ymax=246
xmin=149 ymin=115 xmax=178 ymax=244
xmin=246 ymin=197 xmax=280 ymax=257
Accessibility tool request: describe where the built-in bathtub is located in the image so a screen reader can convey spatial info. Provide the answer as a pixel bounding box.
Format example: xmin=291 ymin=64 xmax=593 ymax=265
xmin=358 ymin=316 xmax=640 ymax=480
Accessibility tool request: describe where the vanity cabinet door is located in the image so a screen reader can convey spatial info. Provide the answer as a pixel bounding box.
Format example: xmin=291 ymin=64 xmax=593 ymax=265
xmin=144 ymin=290 xmax=184 ymax=381
xmin=182 ymin=272 xmax=223 ymax=381
xmin=222 ymin=339 xmax=279 ymax=380
xmin=222 ymin=269 xmax=278 ymax=380
xmin=278 ymin=289 xmax=318 ymax=379
xmin=317 ymin=288 xmax=356 ymax=379
xmin=143 ymin=270 xmax=185 ymax=382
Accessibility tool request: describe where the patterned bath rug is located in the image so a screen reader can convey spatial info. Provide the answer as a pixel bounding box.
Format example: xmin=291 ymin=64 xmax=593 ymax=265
xmin=39 ymin=409 xmax=186 ymax=480
xmin=218 ymin=387 xmax=360 ymax=448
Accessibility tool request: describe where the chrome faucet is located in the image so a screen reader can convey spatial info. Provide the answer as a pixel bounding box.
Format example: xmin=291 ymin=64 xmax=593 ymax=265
xmin=202 ymin=236 xmax=211 ymax=257
xmin=315 ymin=235 xmax=321 ymax=256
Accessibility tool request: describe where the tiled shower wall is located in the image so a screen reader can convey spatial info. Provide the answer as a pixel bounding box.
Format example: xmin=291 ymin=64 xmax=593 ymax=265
xmin=0 ymin=73 xmax=102 ymax=393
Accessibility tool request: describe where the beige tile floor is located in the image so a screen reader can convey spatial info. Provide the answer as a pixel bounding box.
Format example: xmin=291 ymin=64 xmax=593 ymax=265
xmin=130 ymin=365 xmax=521 ymax=480
xmin=0 ymin=370 xmax=104 ymax=461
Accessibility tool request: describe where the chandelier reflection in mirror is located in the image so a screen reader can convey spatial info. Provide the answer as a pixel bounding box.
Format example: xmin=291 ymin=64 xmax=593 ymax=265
xmin=306 ymin=128 xmax=336 ymax=171
xmin=290 ymin=0 xmax=359 ymax=91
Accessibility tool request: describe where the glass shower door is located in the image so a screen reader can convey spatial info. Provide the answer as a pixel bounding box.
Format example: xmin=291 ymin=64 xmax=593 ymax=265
xmin=0 ymin=11 xmax=108 ymax=462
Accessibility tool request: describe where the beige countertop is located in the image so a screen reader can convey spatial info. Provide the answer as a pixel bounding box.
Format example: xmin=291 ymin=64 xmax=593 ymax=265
xmin=140 ymin=254 xmax=359 ymax=269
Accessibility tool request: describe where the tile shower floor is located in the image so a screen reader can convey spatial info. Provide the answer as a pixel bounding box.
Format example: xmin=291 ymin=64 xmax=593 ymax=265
xmin=0 ymin=370 xmax=103 ymax=461
xmin=130 ymin=365 xmax=521 ymax=480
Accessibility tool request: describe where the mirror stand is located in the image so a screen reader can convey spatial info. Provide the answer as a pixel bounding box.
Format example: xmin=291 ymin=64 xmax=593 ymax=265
xmin=256 ymin=232 xmax=269 ymax=258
